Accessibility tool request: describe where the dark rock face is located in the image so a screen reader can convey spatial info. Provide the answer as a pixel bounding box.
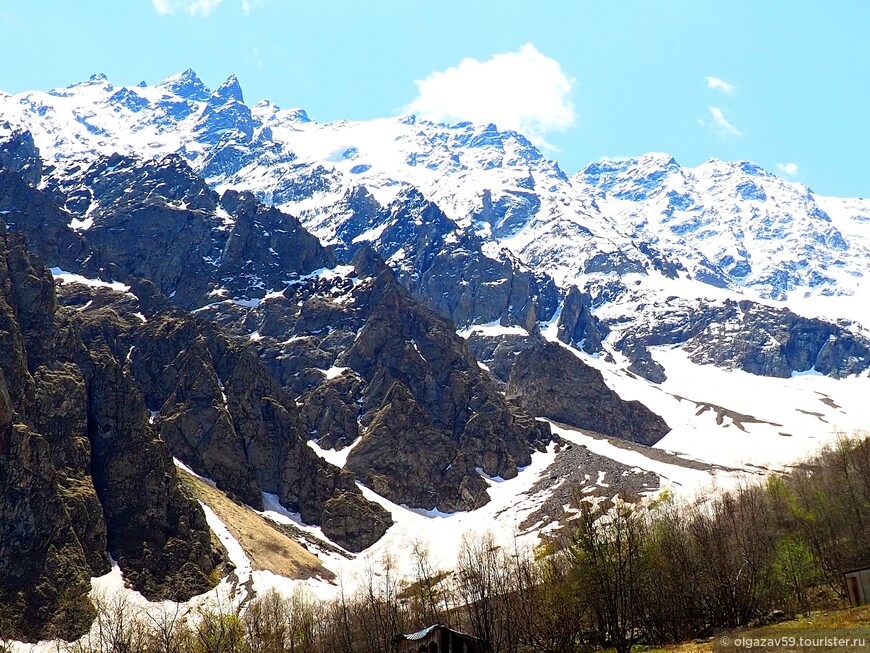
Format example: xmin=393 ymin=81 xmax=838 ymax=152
xmin=0 ymin=126 xmax=43 ymax=185
xmin=0 ymin=422 xmax=97 ymax=642
xmin=635 ymin=241 xmax=682 ymax=279
xmin=506 ymin=341 xmax=669 ymax=446
xmin=338 ymin=250 xmax=551 ymax=512
xmin=6 ymin=160 xmax=390 ymax=551
xmin=36 ymin=154 xmax=334 ymax=309
xmin=0 ymin=226 xmax=221 ymax=642
xmin=197 ymin=246 xmax=552 ymax=513
xmin=194 ymin=76 xmax=254 ymax=145
xmin=1 ymin=145 xmax=675 ymax=559
xmin=556 ymin=285 xmax=609 ymax=354
xmin=471 ymin=335 xmax=670 ymax=446
xmin=475 ymin=187 xmax=542 ymax=239
xmin=199 ymin=129 xmax=288 ymax=182
xmin=86 ymin=353 xmax=220 ymax=601
xmin=298 ymin=372 xmax=362 ymax=450
xmin=218 ymin=189 xmax=335 ymax=296
xmin=0 ymin=168 xmax=109 ymax=278
xmin=465 ymin=332 xmax=536 ymax=387
xmin=582 ymin=249 xmax=647 ymax=276
xmin=616 ymin=298 xmax=870 ymax=379
xmin=58 ymin=287 xmax=391 ymax=553
xmin=323 ymin=186 xmax=559 ymax=329
xmin=613 ymin=335 xmax=667 ymax=383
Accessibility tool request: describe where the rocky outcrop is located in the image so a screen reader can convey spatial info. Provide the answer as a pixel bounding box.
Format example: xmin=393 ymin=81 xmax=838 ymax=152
xmin=194 ymin=75 xmax=255 ymax=145
xmin=0 ymin=225 xmax=222 ymax=642
xmin=469 ymin=334 xmax=669 ymax=446
xmin=58 ymin=287 xmax=391 ymax=553
xmin=506 ymin=341 xmax=669 ymax=445
xmin=556 ymin=285 xmax=609 ymax=353
xmin=322 ymin=186 xmax=559 ymax=329
xmin=196 ymin=246 xmax=552 ymax=513
xmin=298 ymin=372 xmax=363 ymax=450
xmin=40 ymin=154 xmax=334 ymax=309
xmin=218 ymin=188 xmax=335 ymax=294
xmin=0 ymin=126 xmax=42 ymax=185
xmin=3 ymin=161 xmax=390 ymax=551
xmin=615 ymin=298 xmax=870 ymax=379
xmin=0 ymin=167 xmax=110 ymax=279
xmin=613 ymin=335 xmax=667 ymax=383
xmin=338 ymin=248 xmax=551 ymax=511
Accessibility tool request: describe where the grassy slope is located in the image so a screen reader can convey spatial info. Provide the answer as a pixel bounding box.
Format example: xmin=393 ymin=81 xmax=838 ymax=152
xmin=178 ymin=469 xmax=335 ymax=583
xmin=640 ymin=605 xmax=870 ymax=652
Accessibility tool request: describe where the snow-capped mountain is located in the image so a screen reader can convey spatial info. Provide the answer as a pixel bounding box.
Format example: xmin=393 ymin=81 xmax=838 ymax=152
xmin=4 ymin=69 xmax=870 ymax=642
xmin=578 ymin=154 xmax=868 ymax=298
xmin=5 ymin=69 xmax=870 ymax=312
xmin=3 ymin=67 xmax=869 ymax=387
xmin=3 ymin=68 xmax=870 ymax=434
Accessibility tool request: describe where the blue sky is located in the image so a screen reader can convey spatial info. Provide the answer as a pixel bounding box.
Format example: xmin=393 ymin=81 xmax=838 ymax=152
xmin=0 ymin=1 xmax=867 ymax=197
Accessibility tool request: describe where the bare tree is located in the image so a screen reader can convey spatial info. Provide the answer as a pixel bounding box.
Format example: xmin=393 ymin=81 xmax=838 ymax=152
xmin=455 ymin=530 xmax=515 ymax=653
xmin=63 ymin=591 xmax=147 ymax=653
xmin=142 ymin=601 xmax=192 ymax=653
xmin=409 ymin=539 xmax=451 ymax=628
xmin=567 ymin=498 xmax=649 ymax=653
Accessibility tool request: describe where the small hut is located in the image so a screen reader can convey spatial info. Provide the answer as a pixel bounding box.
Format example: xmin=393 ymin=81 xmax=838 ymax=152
xmin=392 ymin=625 xmax=489 ymax=653
xmin=845 ymin=567 xmax=870 ymax=606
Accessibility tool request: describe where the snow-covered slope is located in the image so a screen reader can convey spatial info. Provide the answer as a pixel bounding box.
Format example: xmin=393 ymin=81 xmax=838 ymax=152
xmin=577 ymin=154 xmax=869 ymax=300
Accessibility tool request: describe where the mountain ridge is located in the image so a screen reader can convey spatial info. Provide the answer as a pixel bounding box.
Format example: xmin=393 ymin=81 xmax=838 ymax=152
xmin=4 ymin=69 xmax=869 ymax=312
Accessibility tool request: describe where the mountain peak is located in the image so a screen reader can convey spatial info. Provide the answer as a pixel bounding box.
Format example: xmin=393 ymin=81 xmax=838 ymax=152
xmin=65 ymin=73 xmax=112 ymax=90
xmin=697 ymin=158 xmax=772 ymax=180
xmin=213 ymin=74 xmax=244 ymax=104
xmin=579 ymin=152 xmax=680 ymax=194
xmin=159 ymin=68 xmax=211 ymax=102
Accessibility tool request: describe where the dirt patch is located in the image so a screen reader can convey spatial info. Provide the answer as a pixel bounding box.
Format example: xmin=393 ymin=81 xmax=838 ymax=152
xmin=671 ymin=393 xmax=783 ymax=432
xmin=514 ymin=438 xmax=661 ymax=533
xmin=179 ymin=469 xmax=336 ymax=583
xmin=815 ymin=391 xmax=841 ymax=410
xmin=796 ymin=408 xmax=829 ymax=423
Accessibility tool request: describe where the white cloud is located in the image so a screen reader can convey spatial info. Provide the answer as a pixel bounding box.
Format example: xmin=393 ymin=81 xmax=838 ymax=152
xmin=777 ymin=162 xmax=799 ymax=176
xmin=242 ymin=0 xmax=265 ymax=12
xmin=152 ymin=0 xmax=224 ymax=16
xmin=249 ymin=46 xmax=265 ymax=70
xmin=706 ymin=76 xmax=735 ymax=94
xmin=709 ymin=106 xmax=742 ymax=136
xmin=406 ymin=44 xmax=575 ymax=149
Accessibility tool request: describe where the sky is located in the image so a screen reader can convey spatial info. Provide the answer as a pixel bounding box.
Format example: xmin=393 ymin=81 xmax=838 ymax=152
xmin=0 ymin=1 xmax=868 ymax=197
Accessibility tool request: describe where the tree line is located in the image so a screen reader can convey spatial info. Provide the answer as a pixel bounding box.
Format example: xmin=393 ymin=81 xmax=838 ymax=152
xmin=7 ymin=434 xmax=867 ymax=653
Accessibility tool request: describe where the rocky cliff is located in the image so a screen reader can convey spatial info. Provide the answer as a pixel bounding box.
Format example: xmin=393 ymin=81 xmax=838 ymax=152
xmin=5 ymin=147 xmax=554 ymax=516
xmin=303 ymin=185 xmax=559 ymax=330
xmin=613 ymin=297 xmax=870 ymax=380
xmin=197 ymin=246 xmax=553 ymax=513
xmin=55 ymin=282 xmax=392 ymax=552
xmin=0 ymin=224 xmax=222 ymax=642
xmin=469 ymin=334 xmax=670 ymax=446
